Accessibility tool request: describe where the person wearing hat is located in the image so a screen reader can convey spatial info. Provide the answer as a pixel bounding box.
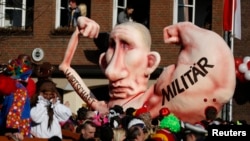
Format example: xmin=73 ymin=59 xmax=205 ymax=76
xmin=182 ymin=122 xmax=207 ymax=141
xmin=125 ymin=118 xmax=148 ymax=141
xmin=30 ymin=80 xmax=72 ymax=139
xmin=150 ymin=129 xmax=176 ymax=141
xmin=0 ymin=54 xmax=36 ymax=139
xmin=150 ymin=109 xmax=181 ymax=141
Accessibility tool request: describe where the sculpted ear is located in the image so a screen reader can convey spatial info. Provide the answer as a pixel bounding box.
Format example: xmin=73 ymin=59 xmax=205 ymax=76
xmin=99 ymin=52 xmax=107 ymax=72
xmin=146 ymin=51 xmax=161 ymax=75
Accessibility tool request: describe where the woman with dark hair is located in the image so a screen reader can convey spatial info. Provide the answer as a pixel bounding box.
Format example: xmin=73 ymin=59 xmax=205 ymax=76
xmin=30 ymin=80 xmax=72 ymax=139
xmin=117 ymin=5 xmax=134 ymax=24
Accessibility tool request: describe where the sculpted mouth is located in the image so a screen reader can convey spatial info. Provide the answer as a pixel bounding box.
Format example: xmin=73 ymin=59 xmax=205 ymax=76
xmin=109 ymin=85 xmax=131 ymax=94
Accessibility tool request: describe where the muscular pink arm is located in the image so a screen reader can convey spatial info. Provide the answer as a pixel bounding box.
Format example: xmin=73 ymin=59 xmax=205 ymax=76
xmin=59 ymin=17 xmax=108 ymax=114
xmin=152 ymin=22 xmax=236 ymax=123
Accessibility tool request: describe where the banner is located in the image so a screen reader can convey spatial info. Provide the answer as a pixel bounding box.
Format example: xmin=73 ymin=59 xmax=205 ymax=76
xmin=223 ymin=0 xmax=241 ymax=39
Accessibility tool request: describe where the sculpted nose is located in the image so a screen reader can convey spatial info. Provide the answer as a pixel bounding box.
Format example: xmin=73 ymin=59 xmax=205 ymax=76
xmin=105 ymin=50 xmax=128 ymax=81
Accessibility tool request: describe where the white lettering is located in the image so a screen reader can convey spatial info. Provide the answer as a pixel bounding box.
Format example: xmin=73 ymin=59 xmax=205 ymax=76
xmin=212 ymin=129 xmax=247 ymax=136
xmin=212 ymin=129 xmax=218 ymax=136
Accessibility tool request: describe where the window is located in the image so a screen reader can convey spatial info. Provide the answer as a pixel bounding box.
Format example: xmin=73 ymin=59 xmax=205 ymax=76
xmin=0 ymin=0 xmax=34 ymax=30
xmin=173 ymin=0 xmax=212 ymax=29
xmin=55 ymin=0 xmax=91 ymax=29
xmin=113 ymin=0 xmax=150 ymax=28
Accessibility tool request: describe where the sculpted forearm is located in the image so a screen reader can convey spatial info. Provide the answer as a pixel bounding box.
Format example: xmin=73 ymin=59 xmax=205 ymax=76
xmin=59 ymin=28 xmax=80 ymax=69
xmin=63 ymin=67 xmax=96 ymax=104
xmin=59 ymin=17 xmax=107 ymax=112
xmin=59 ymin=30 xmax=96 ymax=106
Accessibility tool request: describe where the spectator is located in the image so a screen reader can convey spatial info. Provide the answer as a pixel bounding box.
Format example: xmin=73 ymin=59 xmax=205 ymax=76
xmin=61 ymin=115 xmax=77 ymax=133
xmin=124 ymin=118 xmax=148 ymax=141
xmin=30 ymin=79 xmax=72 ymax=139
xmin=125 ymin=107 xmax=136 ymax=116
xmin=182 ymin=123 xmax=207 ymax=141
xmin=78 ymin=3 xmax=87 ymax=17
xmin=48 ymin=136 xmax=62 ymax=141
xmin=113 ymin=128 xmax=126 ymax=141
xmin=76 ymin=106 xmax=88 ymax=125
xmin=68 ymin=0 xmax=78 ymax=27
xmin=152 ymin=111 xmax=181 ymax=141
xmin=125 ymin=126 xmax=146 ymax=141
xmin=99 ymin=125 xmax=114 ymax=141
xmin=78 ymin=120 xmax=97 ymax=141
xmin=0 ymin=54 xmax=36 ymax=139
xmin=75 ymin=107 xmax=100 ymax=133
xmin=108 ymin=105 xmax=125 ymax=127
xmin=4 ymin=132 xmax=24 ymax=141
xmin=121 ymin=115 xmax=134 ymax=130
xmin=150 ymin=129 xmax=176 ymax=141
xmin=117 ymin=5 xmax=134 ymax=24
xmin=109 ymin=115 xmax=122 ymax=129
xmin=68 ymin=0 xmax=87 ymax=27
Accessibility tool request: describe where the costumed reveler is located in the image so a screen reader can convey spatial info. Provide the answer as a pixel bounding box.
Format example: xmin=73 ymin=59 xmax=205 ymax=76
xmin=0 ymin=54 xmax=36 ymax=137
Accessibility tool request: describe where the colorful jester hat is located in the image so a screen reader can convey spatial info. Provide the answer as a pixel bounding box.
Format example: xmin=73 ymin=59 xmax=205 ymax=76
xmin=7 ymin=54 xmax=33 ymax=81
xmin=159 ymin=107 xmax=181 ymax=133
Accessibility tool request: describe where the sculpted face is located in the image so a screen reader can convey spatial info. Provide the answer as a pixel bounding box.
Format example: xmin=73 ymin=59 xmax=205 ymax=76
xmin=100 ymin=23 xmax=149 ymax=99
xmin=99 ymin=22 xmax=160 ymax=106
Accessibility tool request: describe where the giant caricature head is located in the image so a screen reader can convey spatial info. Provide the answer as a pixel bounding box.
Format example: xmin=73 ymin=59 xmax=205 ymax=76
xmin=99 ymin=22 xmax=160 ymax=100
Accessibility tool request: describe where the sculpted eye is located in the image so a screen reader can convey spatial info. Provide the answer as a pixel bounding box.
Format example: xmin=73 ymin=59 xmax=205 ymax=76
xmin=109 ymin=39 xmax=115 ymax=49
xmin=121 ymin=41 xmax=131 ymax=50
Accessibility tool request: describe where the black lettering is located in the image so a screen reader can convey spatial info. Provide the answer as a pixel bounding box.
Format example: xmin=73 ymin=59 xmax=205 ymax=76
xmin=162 ymin=85 xmax=175 ymax=102
xmin=192 ymin=65 xmax=206 ymax=82
xmin=183 ymin=70 xmax=194 ymax=85
xmin=197 ymin=57 xmax=214 ymax=74
xmin=175 ymin=79 xmax=185 ymax=93
xmin=180 ymin=74 xmax=189 ymax=89
xmin=64 ymin=69 xmax=94 ymax=104
xmin=161 ymin=57 xmax=215 ymax=105
xmin=171 ymin=80 xmax=177 ymax=96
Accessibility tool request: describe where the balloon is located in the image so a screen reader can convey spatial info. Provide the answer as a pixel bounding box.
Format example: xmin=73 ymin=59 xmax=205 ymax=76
xmin=247 ymin=61 xmax=250 ymax=70
xmin=244 ymin=71 xmax=250 ymax=80
xmin=239 ymin=63 xmax=248 ymax=73
xmin=234 ymin=57 xmax=243 ymax=68
xmin=236 ymin=69 xmax=245 ymax=82
xmin=243 ymin=56 xmax=250 ymax=63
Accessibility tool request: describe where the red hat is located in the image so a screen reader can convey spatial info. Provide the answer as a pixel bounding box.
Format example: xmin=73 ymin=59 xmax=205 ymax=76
xmin=151 ymin=129 xmax=175 ymax=141
xmin=133 ymin=106 xmax=148 ymax=117
xmin=159 ymin=107 xmax=170 ymax=116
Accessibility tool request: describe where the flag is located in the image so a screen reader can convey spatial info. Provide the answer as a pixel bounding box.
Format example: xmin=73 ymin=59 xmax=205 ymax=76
xmin=223 ymin=0 xmax=241 ymax=39
xmin=223 ymin=0 xmax=234 ymax=31
xmin=234 ymin=0 xmax=241 ymax=39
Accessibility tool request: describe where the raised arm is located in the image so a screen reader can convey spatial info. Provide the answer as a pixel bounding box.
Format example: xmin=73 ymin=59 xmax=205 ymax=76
xmin=59 ymin=17 xmax=108 ymax=114
xmin=152 ymin=22 xmax=236 ymax=123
